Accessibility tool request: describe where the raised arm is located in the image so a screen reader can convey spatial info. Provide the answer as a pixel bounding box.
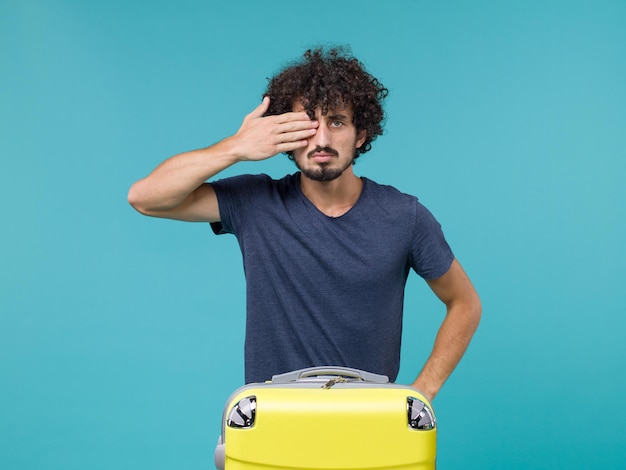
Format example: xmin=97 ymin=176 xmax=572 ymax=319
xmin=127 ymin=97 xmax=319 ymax=222
xmin=411 ymin=259 xmax=482 ymax=401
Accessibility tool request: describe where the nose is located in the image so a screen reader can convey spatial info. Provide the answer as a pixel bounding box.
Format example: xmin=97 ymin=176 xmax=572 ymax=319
xmin=311 ymin=120 xmax=330 ymax=148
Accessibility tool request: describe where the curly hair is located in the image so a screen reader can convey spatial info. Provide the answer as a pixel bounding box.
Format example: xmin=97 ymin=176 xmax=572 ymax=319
xmin=264 ymin=46 xmax=388 ymax=160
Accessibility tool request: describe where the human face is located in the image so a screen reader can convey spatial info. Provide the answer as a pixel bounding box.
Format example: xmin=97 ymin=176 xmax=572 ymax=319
xmin=292 ymin=103 xmax=366 ymax=182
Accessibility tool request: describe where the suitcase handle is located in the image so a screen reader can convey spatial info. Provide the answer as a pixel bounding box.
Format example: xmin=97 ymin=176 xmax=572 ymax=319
xmin=271 ymin=366 xmax=389 ymax=384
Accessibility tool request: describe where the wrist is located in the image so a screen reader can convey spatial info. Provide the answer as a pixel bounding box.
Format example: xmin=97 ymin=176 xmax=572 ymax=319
xmin=411 ymin=379 xmax=438 ymax=403
xmin=208 ymin=136 xmax=245 ymax=166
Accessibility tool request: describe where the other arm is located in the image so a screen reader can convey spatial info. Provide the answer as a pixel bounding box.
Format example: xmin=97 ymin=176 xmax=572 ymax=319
xmin=411 ymin=259 xmax=482 ymax=401
xmin=127 ymin=97 xmax=318 ymax=221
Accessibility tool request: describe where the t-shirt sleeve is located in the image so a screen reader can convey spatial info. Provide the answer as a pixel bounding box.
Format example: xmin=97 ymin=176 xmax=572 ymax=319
xmin=209 ymin=174 xmax=270 ymax=236
xmin=409 ymin=202 xmax=455 ymax=280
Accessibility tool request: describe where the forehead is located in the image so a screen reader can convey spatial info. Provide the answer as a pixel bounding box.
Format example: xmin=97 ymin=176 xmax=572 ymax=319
xmin=292 ymin=100 xmax=354 ymax=119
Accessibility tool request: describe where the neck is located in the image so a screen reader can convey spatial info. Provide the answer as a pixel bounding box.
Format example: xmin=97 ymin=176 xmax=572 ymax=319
xmin=300 ymin=167 xmax=363 ymax=217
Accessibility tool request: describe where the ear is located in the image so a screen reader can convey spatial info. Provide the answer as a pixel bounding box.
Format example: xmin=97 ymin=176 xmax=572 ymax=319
xmin=356 ymin=129 xmax=367 ymax=149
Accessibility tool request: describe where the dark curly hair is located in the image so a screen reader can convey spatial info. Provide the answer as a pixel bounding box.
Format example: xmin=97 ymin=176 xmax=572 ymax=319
xmin=264 ymin=46 xmax=388 ymax=160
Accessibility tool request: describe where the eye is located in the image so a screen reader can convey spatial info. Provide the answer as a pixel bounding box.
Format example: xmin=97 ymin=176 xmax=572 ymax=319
xmin=330 ymin=120 xmax=344 ymax=128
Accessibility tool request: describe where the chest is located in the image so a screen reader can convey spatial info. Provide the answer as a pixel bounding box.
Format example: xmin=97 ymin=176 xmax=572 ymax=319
xmin=238 ymin=198 xmax=415 ymax=290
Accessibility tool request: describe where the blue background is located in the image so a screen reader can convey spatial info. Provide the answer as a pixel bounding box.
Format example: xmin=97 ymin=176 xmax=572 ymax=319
xmin=2 ymin=0 xmax=625 ymax=468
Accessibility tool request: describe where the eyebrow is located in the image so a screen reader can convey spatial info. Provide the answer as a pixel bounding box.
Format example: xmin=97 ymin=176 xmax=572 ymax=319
xmin=327 ymin=113 xmax=349 ymax=121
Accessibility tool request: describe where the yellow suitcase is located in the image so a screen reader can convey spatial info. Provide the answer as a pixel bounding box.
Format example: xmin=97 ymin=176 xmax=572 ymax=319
xmin=214 ymin=366 xmax=437 ymax=469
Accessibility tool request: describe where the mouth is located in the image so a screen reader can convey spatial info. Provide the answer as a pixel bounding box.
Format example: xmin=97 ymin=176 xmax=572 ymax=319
xmin=308 ymin=147 xmax=338 ymax=163
xmin=311 ymin=153 xmax=335 ymax=163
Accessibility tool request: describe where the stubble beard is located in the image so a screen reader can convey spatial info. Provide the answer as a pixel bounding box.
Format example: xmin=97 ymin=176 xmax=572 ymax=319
xmin=300 ymin=162 xmax=352 ymax=182
xmin=296 ymin=146 xmax=356 ymax=182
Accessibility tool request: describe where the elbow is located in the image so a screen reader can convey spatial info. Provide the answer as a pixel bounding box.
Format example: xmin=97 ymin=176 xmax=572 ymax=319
xmin=446 ymin=294 xmax=481 ymax=333
xmin=127 ymin=182 xmax=150 ymax=215
xmin=470 ymin=293 xmax=482 ymax=330
xmin=454 ymin=291 xmax=482 ymax=332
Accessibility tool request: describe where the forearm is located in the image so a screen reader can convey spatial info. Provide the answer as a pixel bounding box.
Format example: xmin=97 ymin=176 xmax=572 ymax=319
xmin=411 ymin=301 xmax=481 ymax=401
xmin=128 ymin=138 xmax=239 ymax=213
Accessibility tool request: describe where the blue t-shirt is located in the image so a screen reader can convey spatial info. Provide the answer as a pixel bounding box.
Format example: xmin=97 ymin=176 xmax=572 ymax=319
xmin=210 ymin=173 xmax=454 ymax=383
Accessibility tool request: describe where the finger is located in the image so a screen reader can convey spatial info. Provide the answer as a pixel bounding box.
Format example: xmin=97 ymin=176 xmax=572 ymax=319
xmin=275 ymin=120 xmax=318 ymax=136
xmin=275 ymin=128 xmax=317 ymax=143
xmin=275 ymin=139 xmax=309 ymax=153
xmin=247 ymin=96 xmax=270 ymax=119
xmin=273 ymin=110 xmax=313 ymax=124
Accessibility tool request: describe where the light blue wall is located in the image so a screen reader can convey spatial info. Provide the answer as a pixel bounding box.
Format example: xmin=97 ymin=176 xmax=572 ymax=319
xmin=2 ymin=1 xmax=625 ymax=468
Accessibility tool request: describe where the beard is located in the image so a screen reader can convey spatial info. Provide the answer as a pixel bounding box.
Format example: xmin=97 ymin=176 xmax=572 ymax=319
xmin=296 ymin=146 xmax=355 ymax=182
xmin=300 ymin=164 xmax=349 ymax=182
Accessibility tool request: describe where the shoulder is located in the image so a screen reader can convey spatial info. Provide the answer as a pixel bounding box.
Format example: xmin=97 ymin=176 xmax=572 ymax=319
xmin=208 ymin=173 xmax=297 ymax=234
xmin=362 ymin=177 xmax=417 ymax=200
xmin=211 ymin=173 xmax=272 ymax=190
xmin=361 ymin=177 xmax=420 ymax=213
xmin=211 ymin=173 xmax=297 ymax=196
xmin=361 ymin=178 xmax=446 ymax=229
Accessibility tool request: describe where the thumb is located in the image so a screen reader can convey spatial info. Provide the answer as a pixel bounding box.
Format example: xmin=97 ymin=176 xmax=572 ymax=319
xmin=248 ymin=96 xmax=270 ymax=119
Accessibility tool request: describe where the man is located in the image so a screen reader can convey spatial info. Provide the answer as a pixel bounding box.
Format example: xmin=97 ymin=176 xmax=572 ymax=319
xmin=128 ymin=47 xmax=481 ymax=401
